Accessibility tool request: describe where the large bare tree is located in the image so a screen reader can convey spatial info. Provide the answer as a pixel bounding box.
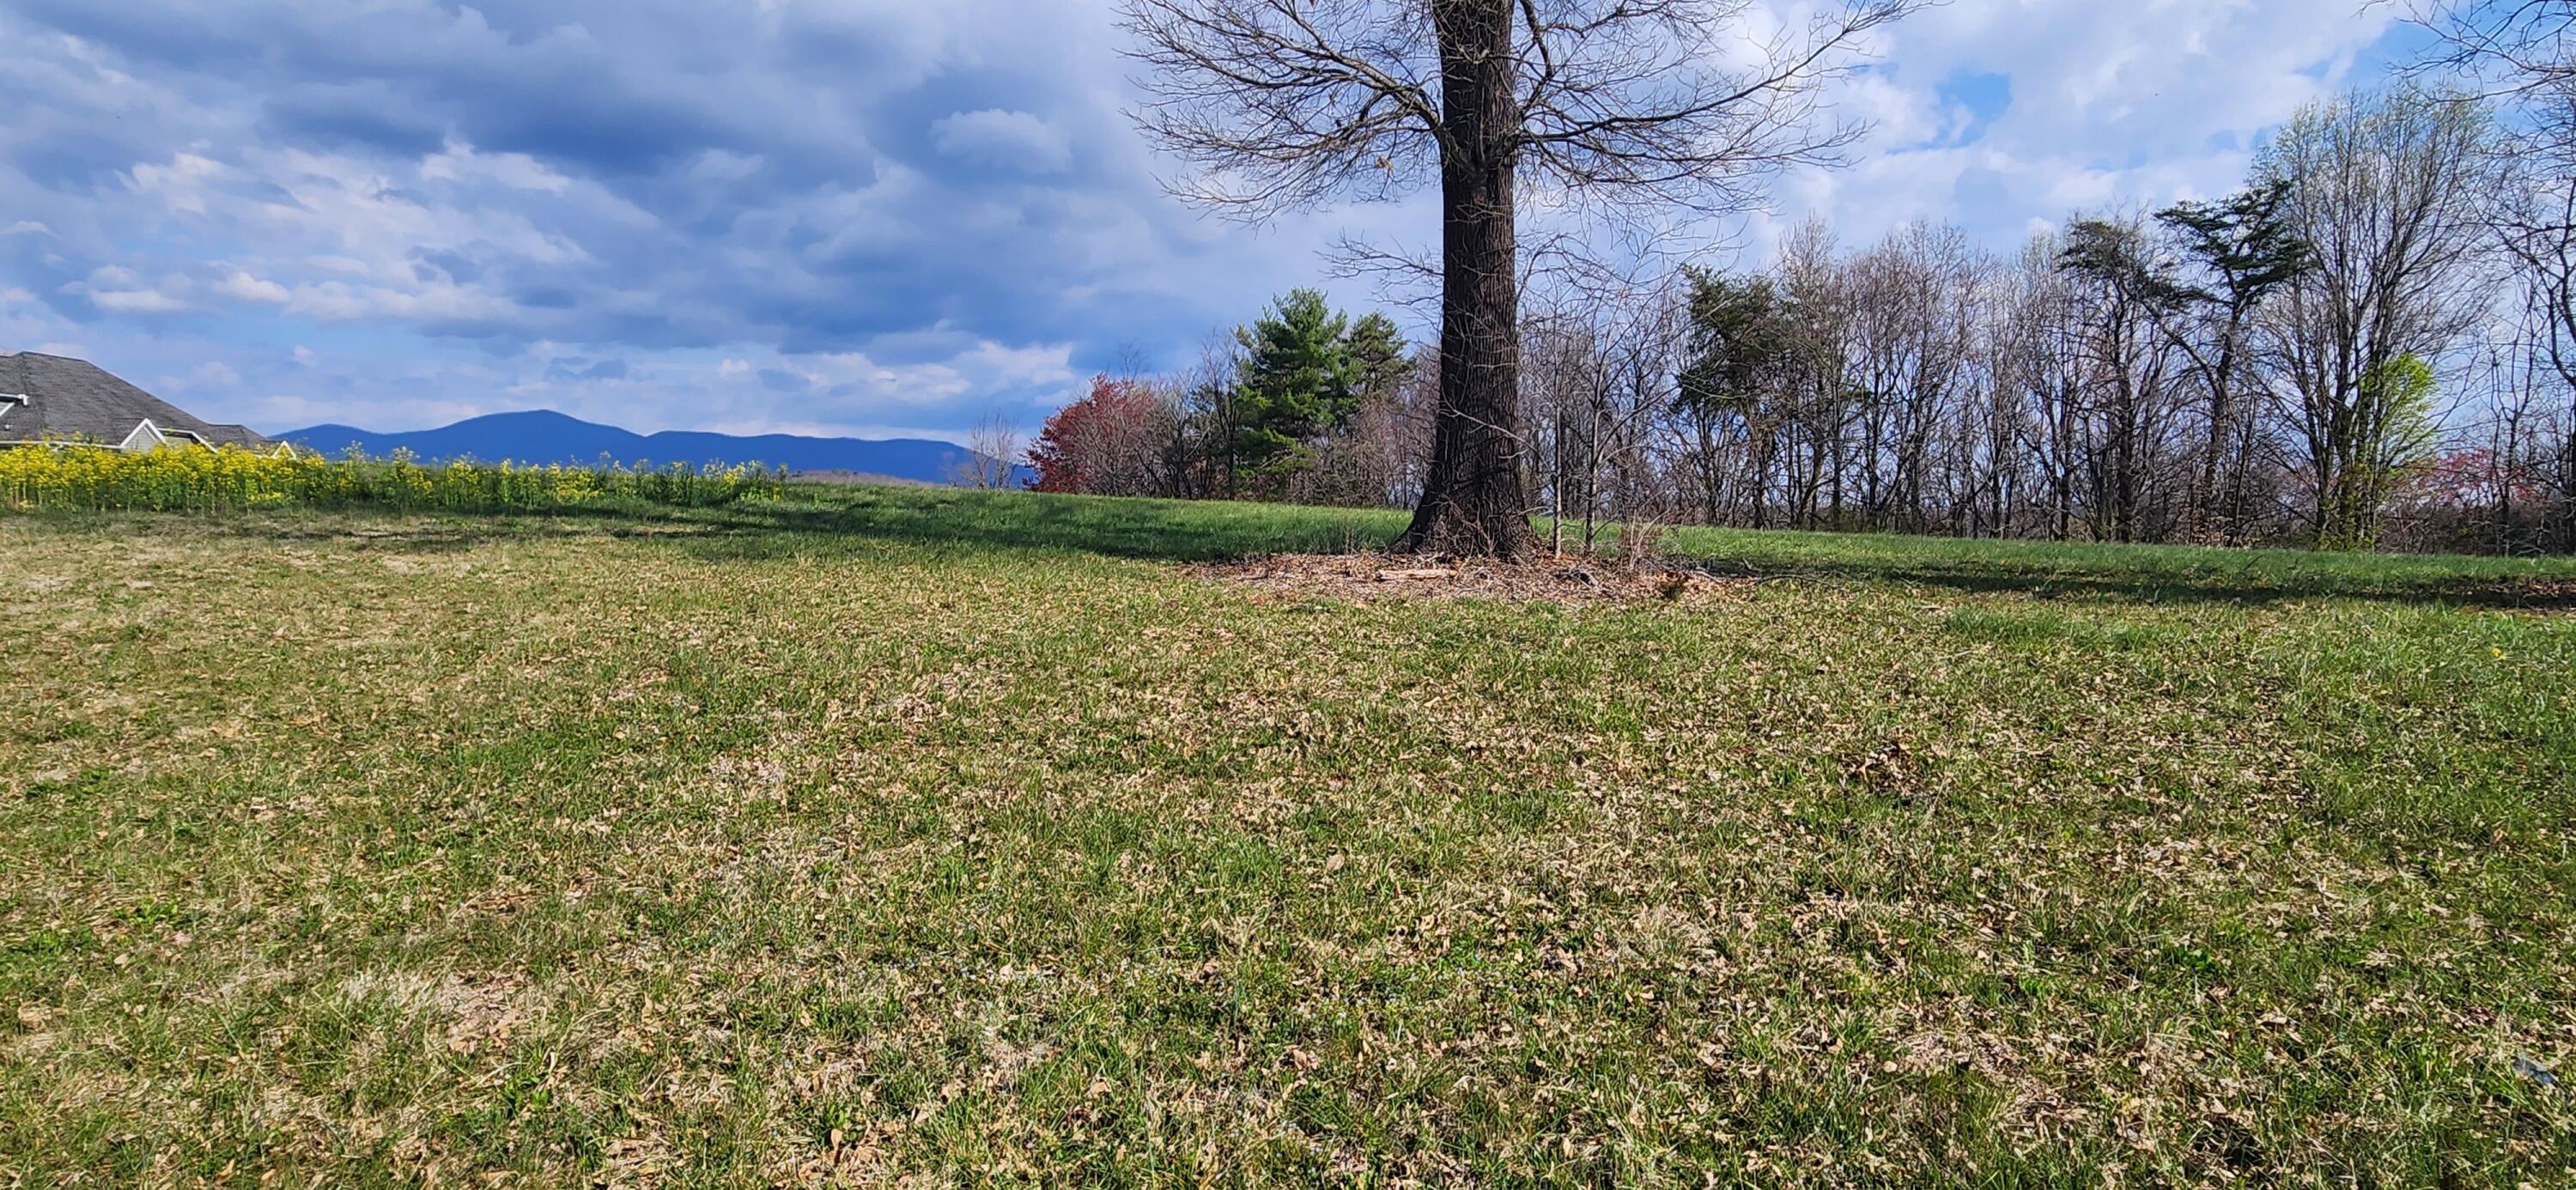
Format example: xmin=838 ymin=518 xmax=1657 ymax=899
xmin=2409 ymin=4 xmax=2576 ymax=549
xmin=1121 ymin=0 xmax=1918 ymax=557
xmin=2256 ymin=87 xmax=2496 ymax=549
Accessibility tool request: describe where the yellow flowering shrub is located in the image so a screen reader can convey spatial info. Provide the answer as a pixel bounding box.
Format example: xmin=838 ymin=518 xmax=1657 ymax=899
xmin=0 ymin=442 xmax=785 ymax=513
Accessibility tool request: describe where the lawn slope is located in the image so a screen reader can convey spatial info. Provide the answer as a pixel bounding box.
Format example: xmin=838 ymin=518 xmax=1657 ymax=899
xmin=3 ymin=487 xmax=2573 ymax=1186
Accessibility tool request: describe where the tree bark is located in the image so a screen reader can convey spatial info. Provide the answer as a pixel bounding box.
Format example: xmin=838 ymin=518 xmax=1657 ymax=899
xmin=1398 ymin=0 xmax=1536 ymax=558
xmin=2195 ymin=337 xmax=2233 ymax=542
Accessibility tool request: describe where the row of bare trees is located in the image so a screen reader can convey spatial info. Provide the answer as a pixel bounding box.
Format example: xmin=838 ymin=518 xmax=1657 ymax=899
xmin=1529 ymin=80 xmax=2504 ymax=551
xmin=1065 ymin=1 xmax=2576 ymax=555
xmin=1112 ymin=84 xmax=2563 ymax=555
xmin=1514 ymin=102 xmax=2573 ymax=553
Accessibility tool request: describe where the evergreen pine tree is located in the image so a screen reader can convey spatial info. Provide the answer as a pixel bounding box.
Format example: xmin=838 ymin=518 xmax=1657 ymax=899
xmin=1230 ymin=289 xmax=1358 ymax=491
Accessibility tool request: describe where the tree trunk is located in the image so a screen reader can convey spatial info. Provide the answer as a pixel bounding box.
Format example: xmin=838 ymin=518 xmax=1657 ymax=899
xmin=2560 ymin=428 xmax=2576 ymax=553
xmin=1398 ymin=0 xmax=1534 ymax=558
xmin=2196 ymin=341 xmax=2233 ymax=542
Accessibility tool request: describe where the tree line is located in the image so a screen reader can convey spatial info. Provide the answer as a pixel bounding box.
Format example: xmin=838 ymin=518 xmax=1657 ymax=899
xmin=1024 ymin=289 xmax=1419 ymax=507
xmin=1021 ymin=78 xmax=2576 ymax=556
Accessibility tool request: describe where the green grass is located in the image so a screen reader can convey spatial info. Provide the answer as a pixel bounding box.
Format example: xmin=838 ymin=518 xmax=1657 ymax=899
xmin=3 ymin=484 xmax=2573 ymax=1186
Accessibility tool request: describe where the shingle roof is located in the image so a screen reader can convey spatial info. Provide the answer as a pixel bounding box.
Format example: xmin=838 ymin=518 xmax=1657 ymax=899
xmin=0 ymin=352 xmax=270 ymax=449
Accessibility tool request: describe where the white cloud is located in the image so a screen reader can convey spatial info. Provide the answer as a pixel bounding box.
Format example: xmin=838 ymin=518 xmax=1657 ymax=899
xmin=772 ymin=337 xmax=1080 ymax=409
xmin=65 ymin=265 xmax=189 ymax=313
xmin=1743 ymin=0 xmax=2400 ymax=257
xmin=123 ymin=151 xmax=229 ymax=215
xmin=169 ymin=360 xmax=241 ymax=390
xmin=216 ymin=270 xmax=291 ymax=304
xmin=89 ymin=289 xmax=187 ymax=313
xmin=277 ymin=278 xmax=519 ymax=323
xmin=421 ymin=140 xmax=574 ymax=192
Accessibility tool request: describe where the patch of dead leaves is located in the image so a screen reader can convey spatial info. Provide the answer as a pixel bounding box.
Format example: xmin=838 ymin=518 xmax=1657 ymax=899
xmin=1200 ymin=552 xmax=1758 ymax=604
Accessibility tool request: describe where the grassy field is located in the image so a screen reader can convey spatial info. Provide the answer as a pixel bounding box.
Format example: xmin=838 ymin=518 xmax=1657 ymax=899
xmin=4 ymin=485 xmax=2573 ymax=1186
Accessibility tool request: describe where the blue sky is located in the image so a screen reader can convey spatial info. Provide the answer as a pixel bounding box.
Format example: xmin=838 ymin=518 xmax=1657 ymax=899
xmin=0 ymin=1 xmax=2420 ymax=444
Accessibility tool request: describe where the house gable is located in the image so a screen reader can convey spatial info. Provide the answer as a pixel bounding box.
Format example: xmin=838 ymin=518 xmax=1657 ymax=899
xmin=0 ymin=353 xmax=272 ymax=451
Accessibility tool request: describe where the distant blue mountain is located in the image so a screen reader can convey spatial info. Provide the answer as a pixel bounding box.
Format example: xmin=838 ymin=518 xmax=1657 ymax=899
xmin=276 ymin=410 xmax=1008 ymax=485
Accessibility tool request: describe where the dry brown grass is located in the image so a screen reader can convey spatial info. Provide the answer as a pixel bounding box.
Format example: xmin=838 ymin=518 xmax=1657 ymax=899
xmin=3 ymin=489 xmax=2573 ymax=1186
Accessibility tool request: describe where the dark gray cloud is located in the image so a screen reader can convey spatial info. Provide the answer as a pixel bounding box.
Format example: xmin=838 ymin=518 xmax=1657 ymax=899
xmin=0 ymin=0 xmax=2408 ymax=442
xmin=0 ymin=0 xmax=1328 ymax=437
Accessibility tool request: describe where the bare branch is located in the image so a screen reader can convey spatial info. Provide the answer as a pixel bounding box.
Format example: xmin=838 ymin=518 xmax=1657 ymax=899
xmin=1515 ymin=1 xmax=1923 ymax=222
xmin=1123 ymin=0 xmax=1924 ymax=224
xmin=1121 ymin=0 xmax=1446 ymax=216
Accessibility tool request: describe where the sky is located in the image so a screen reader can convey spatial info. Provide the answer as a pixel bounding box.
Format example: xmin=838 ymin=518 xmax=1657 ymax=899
xmin=0 ymin=0 xmax=2428 ymax=445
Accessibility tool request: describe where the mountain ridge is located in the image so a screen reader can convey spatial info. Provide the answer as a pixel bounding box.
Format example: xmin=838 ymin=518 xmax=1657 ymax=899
xmin=276 ymin=410 xmax=1008 ymax=486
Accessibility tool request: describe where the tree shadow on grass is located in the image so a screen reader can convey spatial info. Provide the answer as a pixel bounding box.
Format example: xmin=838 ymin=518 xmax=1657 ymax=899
xmin=677 ymin=493 xmax=2576 ymax=610
xmin=1680 ymin=551 xmax=2576 ymax=611
xmin=670 ymin=488 xmax=1409 ymax=564
xmin=13 ymin=503 xmax=772 ymax=559
xmin=49 ymin=489 xmax=1405 ymax=565
xmin=31 ymin=488 xmax=2573 ymax=610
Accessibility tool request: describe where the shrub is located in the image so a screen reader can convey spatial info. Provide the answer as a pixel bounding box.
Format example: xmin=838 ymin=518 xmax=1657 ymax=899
xmin=0 ymin=443 xmax=786 ymax=514
xmin=1027 ymin=377 xmax=1176 ymax=495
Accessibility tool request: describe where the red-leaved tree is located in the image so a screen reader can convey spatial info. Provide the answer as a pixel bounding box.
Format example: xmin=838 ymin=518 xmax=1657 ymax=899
xmin=1027 ymin=376 xmax=1174 ymax=495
